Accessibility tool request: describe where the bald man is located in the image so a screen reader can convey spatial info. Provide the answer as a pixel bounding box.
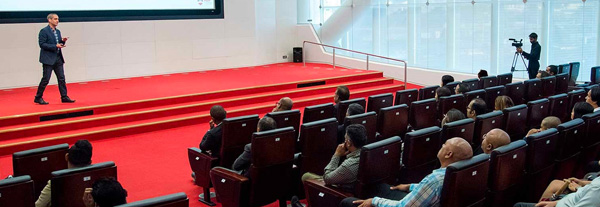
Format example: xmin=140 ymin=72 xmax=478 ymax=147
xmin=341 ymin=138 xmax=473 ymax=207
xmin=474 ymin=128 xmax=511 ymax=155
xmin=272 ymin=97 xmax=293 ymax=112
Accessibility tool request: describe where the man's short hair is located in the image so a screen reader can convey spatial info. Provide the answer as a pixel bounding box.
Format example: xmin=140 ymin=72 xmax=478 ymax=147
xmin=47 ymin=13 xmax=57 ymax=20
xmin=68 ymin=140 xmax=92 ymax=167
xmin=347 ymin=103 xmax=364 ymax=116
xmin=336 ymin=86 xmax=350 ymax=102
xmin=441 ymin=75 xmax=455 ymax=86
xmin=478 ymin=70 xmax=488 ymax=79
xmin=258 ymin=116 xmax=277 ymax=132
xmin=590 ymin=87 xmax=600 ymax=103
xmin=541 ymin=116 xmax=561 ymax=130
xmin=548 ymin=65 xmax=558 ymax=75
xmin=436 ymin=87 xmax=452 ymax=100
xmin=456 ymin=83 xmax=470 ymax=94
xmin=210 ymin=105 xmax=227 ymax=122
xmin=573 ymin=102 xmax=594 ymax=119
xmin=529 ymin=33 xmax=538 ymax=39
xmin=471 ymin=98 xmax=487 ymax=116
xmin=345 ymin=124 xmax=367 ymax=148
xmin=91 ymin=178 xmax=128 ymax=207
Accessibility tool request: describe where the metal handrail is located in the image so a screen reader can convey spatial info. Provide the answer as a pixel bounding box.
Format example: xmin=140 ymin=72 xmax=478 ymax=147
xmin=302 ymin=41 xmax=408 ymax=85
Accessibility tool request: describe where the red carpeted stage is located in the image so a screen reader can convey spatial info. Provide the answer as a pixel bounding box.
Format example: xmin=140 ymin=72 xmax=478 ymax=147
xmin=0 ymin=63 xmax=418 ymax=206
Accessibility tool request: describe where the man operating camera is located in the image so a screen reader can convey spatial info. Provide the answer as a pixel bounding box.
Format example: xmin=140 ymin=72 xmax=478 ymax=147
xmin=516 ymin=33 xmax=541 ymax=79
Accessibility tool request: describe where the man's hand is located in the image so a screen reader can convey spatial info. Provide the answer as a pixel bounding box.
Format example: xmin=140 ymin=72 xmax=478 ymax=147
xmin=353 ymin=198 xmax=374 ymax=207
xmin=334 ymin=144 xmax=348 ymax=157
xmin=568 ymin=177 xmax=591 ymax=187
xmin=535 ymin=201 xmax=557 ymax=207
xmin=56 ymin=43 xmax=66 ymax=48
xmin=390 ymin=184 xmax=410 ymax=191
xmin=517 ymin=47 xmax=523 ymax=53
xmin=62 ymin=37 xmax=69 ymax=42
xmin=82 ymin=188 xmax=95 ymax=207
xmin=209 ymin=119 xmax=215 ymax=129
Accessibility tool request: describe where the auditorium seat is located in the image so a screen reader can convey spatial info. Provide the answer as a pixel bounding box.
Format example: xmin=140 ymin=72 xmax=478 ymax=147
xmin=376 ymin=104 xmax=409 ymax=139
xmin=399 ymin=126 xmax=442 ymax=183
xmin=336 ymin=98 xmax=366 ymax=122
xmin=541 ymin=76 xmax=557 ymax=98
xmin=485 ymin=86 xmax=506 ymax=112
xmin=445 ymin=81 xmax=460 ymax=92
xmin=188 ymin=114 xmax=259 ymax=205
xmin=505 ymin=82 xmax=526 ymax=106
xmin=210 ymin=127 xmax=296 ymax=207
xmin=481 ymin=75 xmax=498 ymax=89
xmin=441 ymin=118 xmax=475 ymax=145
xmin=0 ymin=175 xmax=35 ymax=207
xmin=12 ymin=143 xmax=68 ymax=198
xmin=298 ymin=118 xmax=338 ymax=176
xmin=502 ymin=104 xmax=529 ymax=141
xmin=303 ymin=103 xmax=335 ymax=124
xmin=526 ymin=98 xmax=549 ymax=129
xmin=554 ymin=119 xmax=585 ymax=179
xmin=344 ymin=112 xmax=378 ymax=143
xmin=303 ymin=137 xmax=402 ymax=207
xmin=524 ymin=79 xmax=543 ymax=102
xmin=439 ymin=94 xmax=467 ymax=119
xmin=367 ymin=93 xmax=393 ymax=114
xmin=474 ymin=111 xmax=505 ymax=150
xmin=115 ymin=192 xmax=189 ymax=207
xmin=394 ymin=89 xmax=418 ymax=107
xmin=555 ymin=73 xmax=569 ymax=94
xmin=577 ymin=112 xmax=600 ymax=177
xmin=524 ymin=129 xmax=559 ymax=202
xmin=462 ymin=78 xmax=481 ymax=90
xmin=465 ymin=89 xmax=486 ymax=108
xmin=440 ymin=154 xmax=490 ymax=207
xmin=51 ymin=161 xmax=117 ymax=207
xmin=497 ymin=73 xmax=513 ymax=85
xmin=548 ymin=94 xmax=569 ymax=122
xmin=409 ymin=98 xmax=438 ymax=130
xmin=486 ymin=140 xmax=527 ymax=207
xmin=418 ymin=85 xmax=439 ymax=100
xmin=266 ymin=109 xmax=301 ymax=138
xmin=567 ymin=89 xmax=586 ymax=113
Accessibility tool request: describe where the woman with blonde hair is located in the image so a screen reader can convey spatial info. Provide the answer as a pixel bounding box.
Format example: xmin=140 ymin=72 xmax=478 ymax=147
xmin=494 ymin=95 xmax=514 ymax=111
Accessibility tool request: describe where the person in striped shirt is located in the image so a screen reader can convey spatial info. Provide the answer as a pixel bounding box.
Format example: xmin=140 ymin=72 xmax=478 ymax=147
xmin=340 ymin=137 xmax=473 ymax=207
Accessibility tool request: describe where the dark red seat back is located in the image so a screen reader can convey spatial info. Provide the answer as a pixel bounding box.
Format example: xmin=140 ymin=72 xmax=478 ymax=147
xmin=395 ymin=89 xmax=418 ymax=107
xmin=506 ymin=82 xmax=525 ymax=106
xmin=486 ymin=140 xmax=527 ymax=207
xmin=220 ymin=115 xmax=260 ymax=167
xmin=462 ymin=78 xmax=481 ymax=90
xmin=481 ymin=76 xmax=498 ymax=89
xmin=465 ymin=89 xmax=486 ymax=108
xmin=12 ymin=143 xmax=69 ymax=198
xmin=0 ymin=175 xmax=35 ymax=207
xmin=497 ymin=73 xmax=513 ymax=86
xmin=555 ymin=73 xmax=569 ymax=94
xmin=442 ymin=118 xmax=475 ymax=145
xmin=445 ymin=81 xmax=460 ymax=92
xmin=474 ymin=111 xmax=505 ymax=149
xmin=337 ymin=98 xmax=366 ymax=122
xmin=567 ymin=90 xmax=586 ymax=113
xmin=524 ymin=79 xmax=543 ymax=102
xmin=526 ymin=99 xmax=549 ymax=129
xmin=298 ymin=118 xmax=338 ymax=175
xmin=419 ymin=85 xmax=439 ymax=100
xmin=51 ymin=162 xmax=117 ymax=207
xmin=502 ymin=104 xmax=529 ymax=141
xmin=440 ymin=154 xmax=490 ymax=207
xmin=367 ymin=93 xmax=393 ymax=113
xmin=524 ymin=129 xmax=559 ymax=201
xmin=409 ymin=99 xmax=438 ymax=130
xmin=356 ymin=137 xmax=402 ymax=197
xmin=541 ymin=76 xmax=557 ymax=98
xmin=400 ymin=127 xmax=442 ymax=183
xmin=556 ymin=119 xmax=585 ymax=160
xmin=439 ymin=94 xmax=467 ymax=119
xmin=344 ymin=112 xmax=378 ymax=143
xmin=115 ymin=193 xmax=189 ymax=207
xmin=581 ymin=112 xmax=600 ymax=146
xmin=303 ymin=103 xmax=335 ymax=123
xmin=485 ymin=86 xmax=506 ymax=112
xmin=548 ymin=94 xmax=569 ymax=122
xmin=266 ymin=109 xmax=301 ymax=138
xmin=377 ymin=104 xmax=409 ymax=139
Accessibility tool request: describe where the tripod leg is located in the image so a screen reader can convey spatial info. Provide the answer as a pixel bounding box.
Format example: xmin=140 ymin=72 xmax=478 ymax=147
xmin=511 ymin=52 xmax=519 ymax=72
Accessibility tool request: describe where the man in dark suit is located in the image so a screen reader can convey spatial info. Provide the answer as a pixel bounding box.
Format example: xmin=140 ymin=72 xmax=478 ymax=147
xmin=517 ymin=33 xmax=541 ymax=80
xmin=333 ymin=85 xmax=350 ymax=119
xmin=199 ymin=105 xmax=227 ymax=158
xmin=35 ymin=13 xmax=75 ymax=105
xmin=232 ymin=116 xmax=277 ymax=176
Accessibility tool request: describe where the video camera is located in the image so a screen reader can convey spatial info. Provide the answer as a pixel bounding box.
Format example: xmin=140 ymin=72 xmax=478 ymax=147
xmin=509 ymin=38 xmax=523 ymax=48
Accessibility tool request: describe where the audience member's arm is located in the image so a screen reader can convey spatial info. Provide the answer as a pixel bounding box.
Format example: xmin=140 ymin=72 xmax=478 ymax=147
xmin=570 ymin=191 xmax=600 ymax=207
xmin=35 ymin=180 xmax=51 ymax=207
xmin=199 ymin=130 xmax=216 ymax=153
xmin=322 ymin=157 xmax=357 ymax=185
xmin=372 ymin=179 xmax=442 ymax=207
xmin=232 ymin=144 xmax=251 ymax=172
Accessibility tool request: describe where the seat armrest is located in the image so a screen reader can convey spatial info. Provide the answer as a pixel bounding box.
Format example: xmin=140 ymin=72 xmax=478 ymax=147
xmin=188 ymin=147 xmax=218 ymax=187
xmin=303 ymin=179 xmax=354 ymax=207
xmin=210 ymin=167 xmax=250 ymax=207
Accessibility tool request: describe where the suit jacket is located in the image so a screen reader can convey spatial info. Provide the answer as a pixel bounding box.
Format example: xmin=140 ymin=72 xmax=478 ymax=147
xmin=522 ymin=41 xmax=541 ymax=72
xmin=39 ymin=25 xmax=65 ymax=65
xmin=199 ymin=124 xmax=223 ymax=158
xmin=232 ymin=143 xmax=252 ymax=177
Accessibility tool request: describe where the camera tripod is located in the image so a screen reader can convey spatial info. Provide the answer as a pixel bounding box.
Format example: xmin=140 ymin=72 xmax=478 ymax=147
xmin=511 ymin=51 xmax=528 ymax=72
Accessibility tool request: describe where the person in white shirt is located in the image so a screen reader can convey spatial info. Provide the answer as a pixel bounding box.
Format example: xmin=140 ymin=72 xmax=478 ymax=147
xmin=513 ymin=176 xmax=600 ymax=207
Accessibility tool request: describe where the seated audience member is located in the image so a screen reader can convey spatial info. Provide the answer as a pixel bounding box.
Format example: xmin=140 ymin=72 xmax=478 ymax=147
xmin=526 ymin=116 xmax=561 ymax=136
xmin=536 ymin=71 xmax=551 ymax=79
xmin=546 ymin=65 xmax=558 ymax=76
xmin=494 ymin=95 xmax=514 ymax=111
xmin=340 ymin=138 xmax=473 ymax=207
xmin=272 ymin=97 xmax=293 ymax=112
xmin=232 ymin=116 xmax=277 ymax=177
xmin=36 ymin=140 xmax=93 ymax=207
xmin=334 ymin=85 xmax=351 ymax=116
xmin=586 ymin=87 xmax=600 ymax=112
xmin=455 ymin=83 xmax=470 ymax=95
xmin=435 ymin=87 xmax=452 ymax=102
xmin=473 ymin=128 xmax=511 ymax=155
xmin=467 ymin=98 xmax=487 ymax=119
xmin=513 ymin=176 xmax=600 ymax=207
xmin=302 ymin=124 xmax=368 ymax=193
xmin=199 ymin=105 xmax=227 ymax=157
xmin=441 ymin=109 xmax=466 ymax=126
xmin=478 ymin=69 xmax=488 ymax=79
xmin=441 ymin=75 xmax=454 ymax=87
xmin=572 ymin=102 xmax=594 ymax=120
xmin=82 ymin=177 xmax=127 ymax=207
xmin=338 ymin=103 xmax=366 ymax=144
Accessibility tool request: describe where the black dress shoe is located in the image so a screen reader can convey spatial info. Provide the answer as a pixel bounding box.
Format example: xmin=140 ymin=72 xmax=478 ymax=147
xmin=61 ymin=97 xmax=76 ymax=103
xmin=34 ymin=98 xmax=49 ymax=105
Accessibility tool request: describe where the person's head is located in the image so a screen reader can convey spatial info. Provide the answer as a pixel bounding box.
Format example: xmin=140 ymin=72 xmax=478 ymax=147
xmin=273 ymin=97 xmax=293 ymax=112
xmin=540 ymin=116 xmax=561 ymax=130
xmin=441 ymin=109 xmax=466 ymax=126
xmin=435 ymin=87 xmax=452 ymax=101
xmin=478 ymin=70 xmax=488 ymax=79
xmin=455 ymin=83 xmax=470 ymax=95
xmin=441 ymin=75 xmax=455 ymax=87
xmin=334 ymin=86 xmax=350 ymax=104
xmin=494 ymin=95 xmax=514 ymax=111
xmin=437 ymin=138 xmax=473 ymax=167
xmin=480 ymin=129 xmax=511 ymax=154
xmin=47 ymin=13 xmax=59 ymax=27
xmin=346 ymin=103 xmax=365 ymax=117
xmin=257 ymin=116 xmax=277 ymax=132
xmin=467 ymin=98 xmax=487 ymax=119
xmin=90 ymin=178 xmax=128 ymax=207
xmin=546 ymin=65 xmax=558 ymax=75
xmin=586 ymin=87 xmax=600 ymax=108
xmin=66 ymin=140 xmax=93 ymax=168
xmin=536 ymin=71 xmax=551 ymax=79
xmin=572 ymin=102 xmax=594 ymax=120
xmin=210 ymin=105 xmax=227 ymax=124
xmin=344 ymin=124 xmax=368 ymax=152
xmin=529 ymin=33 xmax=538 ymax=43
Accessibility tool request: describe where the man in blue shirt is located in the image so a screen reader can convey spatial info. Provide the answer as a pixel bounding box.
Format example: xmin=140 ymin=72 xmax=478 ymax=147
xmin=340 ymin=137 xmax=473 ymax=207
